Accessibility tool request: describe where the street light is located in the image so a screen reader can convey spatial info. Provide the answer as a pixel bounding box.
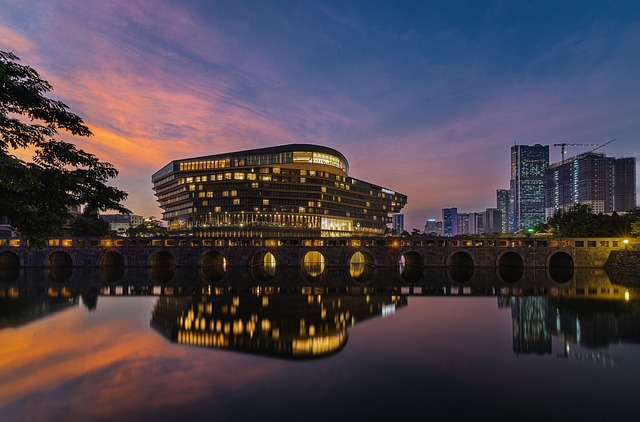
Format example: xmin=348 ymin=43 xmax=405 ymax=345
xmin=623 ymin=239 xmax=629 ymax=250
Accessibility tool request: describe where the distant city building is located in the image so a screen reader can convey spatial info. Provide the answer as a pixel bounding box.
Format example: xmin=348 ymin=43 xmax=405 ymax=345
xmin=100 ymin=214 xmax=144 ymax=233
xmin=442 ymin=208 xmax=458 ymax=237
xmin=469 ymin=212 xmax=483 ymax=235
xmin=152 ymin=144 xmax=407 ymax=238
xmin=545 ymin=152 xmax=636 ymax=218
xmin=391 ymin=213 xmax=405 ymax=234
xmin=423 ymin=218 xmax=442 ymax=236
xmin=509 ymin=144 xmax=549 ymax=232
xmin=496 ymin=189 xmax=509 ymax=233
xmin=483 ymin=208 xmax=502 ymax=234
xmin=457 ymin=213 xmax=470 ymax=235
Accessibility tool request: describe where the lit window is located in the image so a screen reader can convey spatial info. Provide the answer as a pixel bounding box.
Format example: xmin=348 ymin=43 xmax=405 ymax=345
xmin=263 ymin=199 xmax=270 ymax=205
xmin=233 ymin=199 xmax=240 ymax=205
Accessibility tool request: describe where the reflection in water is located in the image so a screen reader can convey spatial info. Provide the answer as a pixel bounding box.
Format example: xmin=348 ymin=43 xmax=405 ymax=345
xmin=302 ymin=251 xmax=325 ymax=278
xmin=151 ymin=291 xmax=406 ymax=360
xmin=1 ymin=266 xmax=639 ymax=361
xmin=448 ymin=265 xmax=474 ymax=283
xmin=99 ymin=265 xmax=125 ymax=284
xmin=150 ymin=265 xmax=176 ymax=283
xmin=498 ymin=264 xmax=524 ymax=283
xmin=250 ymin=252 xmax=276 ymax=282
xmin=548 ymin=265 xmax=574 ymax=283
xmin=48 ymin=265 xmax=73 ymax=283
xmin=0 ymin=266 xmax=20 ymax=283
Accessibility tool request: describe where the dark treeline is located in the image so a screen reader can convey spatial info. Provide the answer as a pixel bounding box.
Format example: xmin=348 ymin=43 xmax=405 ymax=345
xmin=540 ymin=204 xmax=640 ymax=238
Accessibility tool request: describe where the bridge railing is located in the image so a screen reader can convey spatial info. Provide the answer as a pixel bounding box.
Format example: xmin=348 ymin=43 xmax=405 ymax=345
xmin=0 ymin=235 xmax=636 ymax=250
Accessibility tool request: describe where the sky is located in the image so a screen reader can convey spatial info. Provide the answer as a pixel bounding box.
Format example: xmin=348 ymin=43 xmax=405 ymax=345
xmin=1 ymin=0 xmax=639 ymax=231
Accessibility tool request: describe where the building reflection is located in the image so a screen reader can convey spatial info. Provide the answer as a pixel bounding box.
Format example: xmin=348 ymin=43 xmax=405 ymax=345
xmin=1 ymin=266 xmax=639 ymax=362
xmin=0 ymin=287 xmax=78 ymax=329
xmin=151 ymin=289 xmax=406 ymax=360
xmin=502 ymin=294 xmax=640 ymax=364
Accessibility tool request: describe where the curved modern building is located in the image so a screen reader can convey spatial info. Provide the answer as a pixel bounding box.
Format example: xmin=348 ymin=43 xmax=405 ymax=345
xmin=152 ymin=144 xmax=407 ymax=238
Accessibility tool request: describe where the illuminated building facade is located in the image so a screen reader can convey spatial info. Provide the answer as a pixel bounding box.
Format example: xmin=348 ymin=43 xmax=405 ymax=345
xmin=152 ymin=144 xmax=407 ymax=237
xmin=442 ymin=207 xmax=458 ymax=237
xmin=509 ymin=144 xmax=549 ymax=232
xmin=545 ymin=152 xmax=636 ymax=219
xmin=497 ymin=189 xmax=509 ymax=233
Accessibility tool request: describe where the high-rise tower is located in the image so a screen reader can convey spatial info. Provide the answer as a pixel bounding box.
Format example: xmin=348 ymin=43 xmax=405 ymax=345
xmin=509 ymin=144 xmax=549 ymax=232
xmin=545 ymin=152 xmax=636 ymax=218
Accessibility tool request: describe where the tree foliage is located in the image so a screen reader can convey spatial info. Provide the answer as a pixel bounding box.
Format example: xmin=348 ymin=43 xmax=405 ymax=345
xmin=68 ymin=211 xmax=111 ymax=237
xmin=126 ymin=217 xmax=168 ymax=237
xmin=544 ymin=204 xmax=640 ymax=237
xmin=0 ymin=51 xmax=130 ymax=247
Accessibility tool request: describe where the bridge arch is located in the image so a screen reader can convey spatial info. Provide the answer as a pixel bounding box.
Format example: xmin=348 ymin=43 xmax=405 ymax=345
xmin=302 ymin=250 xmax=325 ymax=279
xmin=101 ymin=250 xmax=125 ymax=267
xmin=200 ymin=250 xmax=227 ymax=282
xmin=0 ymin=251 xmax=20 ymax=283
xmin=547 ymin=251 xmax=574 ymax=283
xmin=0 ymin=251 xmax=20 ymax=268
xmin=250 ymin=251 xmax=277 ymax=282
xmin=47 ymin=250 xmax=73 ymax=267
xmin=447 ymin=251 xmax=474 ymax=267
xmin=46 ymin=250 xmax=73 ymax=283
xmin=349 ymin=250 xmax=375 ymax=282
xmin=497 ymin=251 xmax=524 ymax=283
xmin=201 ymin=250 xmax=226 ymax=268
xmin=150 ymin=250 xmax=175 ymax=267
xmin=399 ymin=251 xmax=423 ymax=283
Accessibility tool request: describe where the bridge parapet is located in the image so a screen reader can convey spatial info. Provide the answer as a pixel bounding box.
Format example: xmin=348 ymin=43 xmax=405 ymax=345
xmin=0 ymin=236 xmax=635 ymax=269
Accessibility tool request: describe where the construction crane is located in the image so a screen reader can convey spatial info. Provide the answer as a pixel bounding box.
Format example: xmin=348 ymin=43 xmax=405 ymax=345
xmin=553 ymin=143 xmax=599 ymax=162
xmin=587 ymin=138 xmax=617 ymax=154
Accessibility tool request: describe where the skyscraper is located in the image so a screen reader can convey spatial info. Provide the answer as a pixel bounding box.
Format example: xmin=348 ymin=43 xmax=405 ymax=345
xmin=442 ymin=208 xmax=458 ymax=237
xmin=496 ymin=189 xmax=509 ymax=233
xmin=392 ymin=213 xmax=405 ymax=234
xmin=509 ymin=144 xmax=549 ymax=232
xmin=483 ymin=208 xmax=502 ymax=234
xmin=423 ymin=218 xmax=442 ymax=236
xmin=545 ymin=152 xmax=636 ymax=218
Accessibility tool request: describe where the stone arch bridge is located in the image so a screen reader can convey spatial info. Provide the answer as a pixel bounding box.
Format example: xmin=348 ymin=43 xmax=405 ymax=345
xmin=0 ymin=236 xmax=631 ymax=276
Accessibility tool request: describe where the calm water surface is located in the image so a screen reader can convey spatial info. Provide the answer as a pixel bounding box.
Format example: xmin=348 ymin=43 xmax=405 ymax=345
xmin=1 ymin=266 xmax=639 ymax=421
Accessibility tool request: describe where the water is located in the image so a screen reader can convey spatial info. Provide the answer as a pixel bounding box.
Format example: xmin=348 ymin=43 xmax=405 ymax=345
xmin=1 ymin=266 xmax=639 ymax=421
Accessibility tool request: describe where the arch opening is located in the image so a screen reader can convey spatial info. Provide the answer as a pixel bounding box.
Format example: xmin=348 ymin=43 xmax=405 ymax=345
xmin=150 ymin=251 xmax=175 ymax=283
xmin=350 ymin=251 xmax=375 ymax=282
xmin=399 ymin=251 xmax=423 ymax=283
xmin=498 ymin=251 xmax=524 ymax=283
xmin=449 ymin=251 xmax=474 ymax=267
xmin=302 ymin=251 xmax=325 ymax=279
xmin=48 ymin=251 xmax=73 ymax=267
xmin=151 ymin=250 xmax=175 ymax=267
xmin=201 ymin=251 xmax=227 ymax=282
xmin=0 ymin=251 xmax=20 ymax=283
xmin=101 ymin=250 xmax=124 ymax=267
xmin=251 ymin=251 xmax=277 ymax=282
xmin=548 ymin=252 xmax=574 ymax=283
xmin=0 ymin=251 xmax=20 ymax=267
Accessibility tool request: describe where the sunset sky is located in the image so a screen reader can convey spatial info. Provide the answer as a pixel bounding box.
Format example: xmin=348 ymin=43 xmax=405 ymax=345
xmin=2 ymin=0 xmax=639 ymax=231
